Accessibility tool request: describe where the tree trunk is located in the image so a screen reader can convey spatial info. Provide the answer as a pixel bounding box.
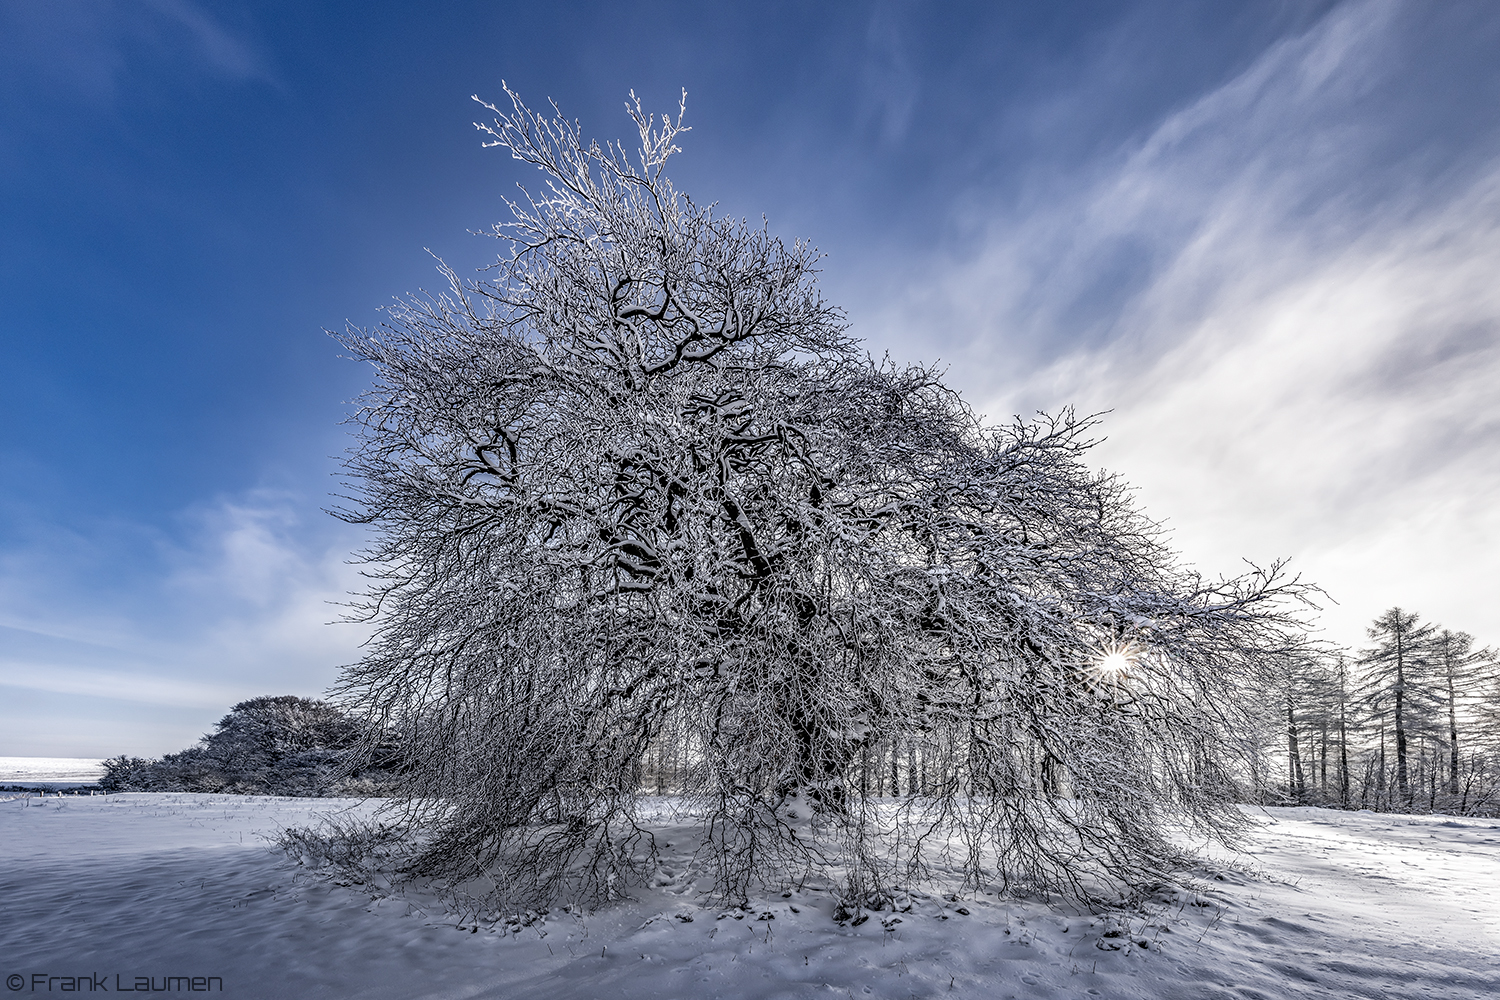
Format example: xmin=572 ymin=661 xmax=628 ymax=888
xmin=1338 ymin=710 xmax=1350 ymax=808
xmin=1378 ymin=726 xmax=1387 ymax=810
xmin=890 ymin=736 xmax=900 ymax=798
xmin=1447 ymin=662 xmax=1461 ymax=796
xmin=1394 ymin=632 xmax=1409 ymax=804
xmin=1319 ymin=721 xmax=1328 ymax=802
xmin=1287 ymin=700 xmax=1304 ymax=803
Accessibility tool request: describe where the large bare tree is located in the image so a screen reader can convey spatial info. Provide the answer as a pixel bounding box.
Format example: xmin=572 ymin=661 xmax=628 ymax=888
xmin=332 ymin=88 xmax=1315 ymax=908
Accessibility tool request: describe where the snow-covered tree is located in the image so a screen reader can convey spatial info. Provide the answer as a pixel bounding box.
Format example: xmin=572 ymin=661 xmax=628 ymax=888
xmin=1253 ymin=645 xmax=1357 ymax=807
xmin=100 ymin=696 xmax=389 ymax=795
xmin=1356 ymin=608 xmax=1438 ymax=807
xmin=1432 ymin=630 xmax=1490 ymax=795
xmin=1264 ymin=650 xmax=1309 ymax=803
xmin=1322 ymin=652 xmax=1356 ymax=807
xmin=333 ymin=88 xmax=1316 ymax=907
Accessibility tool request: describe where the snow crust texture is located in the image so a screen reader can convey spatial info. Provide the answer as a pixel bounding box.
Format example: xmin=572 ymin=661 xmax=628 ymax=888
xmin=2 ymin=795 xmax=1497 ymax=999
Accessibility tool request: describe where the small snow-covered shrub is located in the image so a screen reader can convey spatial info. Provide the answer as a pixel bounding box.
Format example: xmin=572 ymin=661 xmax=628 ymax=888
xmin=277 ymin=817 xmax=408 ymax=880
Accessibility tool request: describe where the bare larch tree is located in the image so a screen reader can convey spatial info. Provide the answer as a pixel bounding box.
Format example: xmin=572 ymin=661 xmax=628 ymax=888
xmin=1357 ymin=607 xmax=1438 ymax=806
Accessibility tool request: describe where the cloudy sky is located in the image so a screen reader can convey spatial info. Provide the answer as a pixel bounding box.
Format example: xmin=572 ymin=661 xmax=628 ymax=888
xmin=2 ymin=0 xmax=1497 ymax=756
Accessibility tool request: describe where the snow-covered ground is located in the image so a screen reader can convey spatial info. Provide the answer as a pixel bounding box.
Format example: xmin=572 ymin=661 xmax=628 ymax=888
xmin=2 ymin=795 xmax=1497 ymax=999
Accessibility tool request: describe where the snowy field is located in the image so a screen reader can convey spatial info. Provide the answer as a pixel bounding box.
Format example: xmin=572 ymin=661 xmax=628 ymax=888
xmin=2 ymin=795 xmax=1497 ymax=999
xmin=0 ymin=757 xmax=105 ymax=786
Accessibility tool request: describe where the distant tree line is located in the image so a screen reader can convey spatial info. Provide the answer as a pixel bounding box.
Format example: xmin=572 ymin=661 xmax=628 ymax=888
xmin=101 ymin=696 xmax=398 ymax=796
xmin=1257 ymin=607 xmax=1499 ymax=815
xmin=99 ymin=608 xmax=1496 ymax=821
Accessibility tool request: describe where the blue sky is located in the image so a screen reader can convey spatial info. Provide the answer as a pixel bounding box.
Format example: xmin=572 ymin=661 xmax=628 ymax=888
xmin=3 ymin=0 xmax=1498 ymax=756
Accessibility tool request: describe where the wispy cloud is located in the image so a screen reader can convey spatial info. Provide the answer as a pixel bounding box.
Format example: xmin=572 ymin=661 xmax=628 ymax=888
xmin=859 ymin=3 xmax=921 ymax=145
xmin=863 ymin=0 xmax=1500 ymax=646
xmin=0 ymin=492 xmax=369 ymax=755
xmin=0 ymin=0 xmax=279 ymax=99
xmin=142 ymin=0 xmax=273 ymax=83
xmin=0 ymin=660 xmax=250 ymax=711
xmin=1070 ymin=166 xmax=1500 ymax=645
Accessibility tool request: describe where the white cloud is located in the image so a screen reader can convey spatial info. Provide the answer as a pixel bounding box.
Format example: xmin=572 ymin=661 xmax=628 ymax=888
xmin=1070 ymin=170 xmax=1500 ymax=648
xmin=0 ymin=492 xmax=370 ymax=755
xmin=156 ymin=495 xmax=374 ymax=678
xmin=860 ymin=0 xmax=1500 ymax=649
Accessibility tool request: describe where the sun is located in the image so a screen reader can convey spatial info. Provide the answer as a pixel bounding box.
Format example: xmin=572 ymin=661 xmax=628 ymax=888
xmin=1089 ymin=640 xmax=1143 ymax=683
